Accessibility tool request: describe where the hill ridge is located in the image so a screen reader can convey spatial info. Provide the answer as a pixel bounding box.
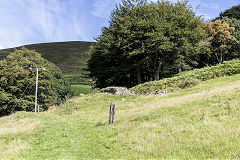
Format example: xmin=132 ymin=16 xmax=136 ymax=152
xmin=0 ymin=41 xmax=95 ymax=84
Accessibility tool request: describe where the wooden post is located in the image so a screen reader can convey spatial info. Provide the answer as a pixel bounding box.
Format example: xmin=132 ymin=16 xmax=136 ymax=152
xmin=112 ymin=103 xmax=116 ymax=124
xmin=109 ymin=103 xmax=113 ymax=124
xmin=109 ymin=103 xmax=116 ymax=124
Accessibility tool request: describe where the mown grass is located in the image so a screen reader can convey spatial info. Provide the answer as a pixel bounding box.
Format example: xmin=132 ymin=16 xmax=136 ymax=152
xmin=71 ymin=85 xmax=92 ymax=96
xmin=0 ymin=74 xmax=239 ymax=159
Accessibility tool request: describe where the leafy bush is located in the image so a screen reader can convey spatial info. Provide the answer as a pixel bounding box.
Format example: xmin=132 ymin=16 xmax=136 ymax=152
xmin=0 ymin=48 xmax=70 ymax=116
xmin=130 ymin=59 xmax=240 ymax=94
xmin=178 ymin=78 xmax=200 ymax=89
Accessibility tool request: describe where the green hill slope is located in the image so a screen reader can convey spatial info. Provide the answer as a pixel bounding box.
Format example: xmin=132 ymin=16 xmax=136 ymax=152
xmin=0 ymin=73 xmax=240 ymax=159
xmin=0 ymin=41 xmax=95 ymax=84
xmin=131 ymin=59 xmax=240 ymax=94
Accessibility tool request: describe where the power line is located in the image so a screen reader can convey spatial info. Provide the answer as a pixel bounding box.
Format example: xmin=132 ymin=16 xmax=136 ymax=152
xmin=10 ymin=76 xmax=35 ymax=115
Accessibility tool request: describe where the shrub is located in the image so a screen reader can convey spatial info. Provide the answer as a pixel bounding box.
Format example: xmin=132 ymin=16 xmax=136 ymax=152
xmin=130 ymin=59 xmax=240 ymax=94
xmin=178 ymin=79 xmax=200 ymax=89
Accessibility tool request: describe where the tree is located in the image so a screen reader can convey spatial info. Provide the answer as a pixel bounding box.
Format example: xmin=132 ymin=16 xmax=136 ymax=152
xmin=204 ymin=20 xmax=236 ymax=64
xmin=0 ymin=48 xmax=70 ymax=116
xmin=220 ymin=17 xmax=240 ymax=59
xmin=89 ymin=0 xmax=205 ymax=88
xmin=219 ymin=4 xmax=240 ymax=20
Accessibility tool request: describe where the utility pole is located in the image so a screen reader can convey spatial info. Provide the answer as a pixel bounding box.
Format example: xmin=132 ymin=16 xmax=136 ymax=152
xmin=29 ymin=66 xmax=46 ymax=113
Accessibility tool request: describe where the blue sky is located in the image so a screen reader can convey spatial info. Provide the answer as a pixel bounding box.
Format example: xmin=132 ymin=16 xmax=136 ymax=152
xmin=0 ymin=0 xmax=239 ymax=49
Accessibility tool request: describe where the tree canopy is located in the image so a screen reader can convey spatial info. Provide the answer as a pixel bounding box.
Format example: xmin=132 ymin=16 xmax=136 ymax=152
xmin=220 ymin=17 xmax=240 ymax=59
xmin=219 ymin=4 xmax=240 ymax=20
xmin=0 ymin=48 xmax=70 ymax=116
xmin=88 ymin=0 xmax=205 ymax=88
xmin=204 ymin=20 xmax=236 ymax=64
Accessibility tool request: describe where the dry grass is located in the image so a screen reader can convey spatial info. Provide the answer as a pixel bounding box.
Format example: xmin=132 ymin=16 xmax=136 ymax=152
xmin=0 ymin=139 xmax=31 ymax=159
xmin=121 ymin=80 xmax=240 ymax=120
xmin=106 ymin=78 xmax=240 ymax=158
xmin=0 ymin=112 xmax=42 ymax=135
xmin=47 ymin=105 xmax=57 ymax=113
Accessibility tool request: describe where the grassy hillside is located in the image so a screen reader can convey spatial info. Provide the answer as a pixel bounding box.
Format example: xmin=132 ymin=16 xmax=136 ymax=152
xmin=131 ymin=59 xmax=240 ymax=94
xmin=0 ymin=41 xmax=95 ymax=84
xmin=0 ymin=74 xmax=240 ymax=159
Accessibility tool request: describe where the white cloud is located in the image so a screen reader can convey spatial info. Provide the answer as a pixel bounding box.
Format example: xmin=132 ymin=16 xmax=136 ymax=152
xmin=91 ymin=0 xmax=121 ymax=18
xmin=0 ymin=0 xmax=89 ymax=48
xmin=0 ymin=0 xmax=236 ymax=48
xmin=200 ymin=13 xmax=214 ymax=21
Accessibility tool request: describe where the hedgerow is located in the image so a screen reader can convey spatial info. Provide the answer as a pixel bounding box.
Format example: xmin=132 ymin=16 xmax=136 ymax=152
xmin=130 ymin=59 xmax=240 ymax=94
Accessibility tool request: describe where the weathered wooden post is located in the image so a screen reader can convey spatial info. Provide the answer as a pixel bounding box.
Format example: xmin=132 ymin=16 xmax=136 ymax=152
xmin=112 ymin=103 xmax=116 ymax=124
xmin=109 ymin=103 xmax=113 ymax=124
xmin=109 ymin=103 xmax=116 ymax=124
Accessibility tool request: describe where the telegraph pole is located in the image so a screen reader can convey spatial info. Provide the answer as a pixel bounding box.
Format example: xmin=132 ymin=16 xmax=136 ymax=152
xmin=35 ymin=68 xmax=38 ymax=113
xmin=30 ymin=66 xmax=46 ymax=113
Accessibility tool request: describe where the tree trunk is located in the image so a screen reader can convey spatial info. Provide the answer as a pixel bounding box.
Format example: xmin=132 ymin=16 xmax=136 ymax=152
xmin=153 ymin=71 xmax=160 ymax=81
xmin=153 ymin=62 xmax=162 ymax=81
xmin=219 ymin=54 xmax=223 ymax=64
xmin=178 ymin=68 xmax=182 ymax=73
xmin=215 ymin=52 xmax=221 ymax=64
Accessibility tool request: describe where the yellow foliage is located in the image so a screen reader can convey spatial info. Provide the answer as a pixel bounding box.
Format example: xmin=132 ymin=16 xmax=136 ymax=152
xmin=203 ymin=19 xmax=236 ymax=63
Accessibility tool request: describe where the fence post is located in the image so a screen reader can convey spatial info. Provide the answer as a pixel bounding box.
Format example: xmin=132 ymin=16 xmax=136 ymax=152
xmin=109 ymin=103 xmax=116 ymax=124
xmin=109 ymin=103 xmax=113 ymax=124
xmin=112 ymin=103 xmax=116 ymax=124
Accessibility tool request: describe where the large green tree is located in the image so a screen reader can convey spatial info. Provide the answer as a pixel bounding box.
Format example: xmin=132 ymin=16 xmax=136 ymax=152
xmin=219 ymin=4 xmax=240 ymax=20
xmin=89 ymin=0 xmax=205 ymax=88
xmin=0 ymin=48 xmax=70 ymax=116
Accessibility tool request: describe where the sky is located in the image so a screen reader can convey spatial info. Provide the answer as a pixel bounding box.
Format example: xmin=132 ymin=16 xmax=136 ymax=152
xmin=0 ymin=0 xmax=239 ymax=49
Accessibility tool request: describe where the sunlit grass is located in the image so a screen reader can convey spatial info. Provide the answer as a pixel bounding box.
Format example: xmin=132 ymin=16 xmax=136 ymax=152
xmin=0 ymin=74 xmax=239 ymax=159
xmin=71 ymin=84 xmax=92 ymax=96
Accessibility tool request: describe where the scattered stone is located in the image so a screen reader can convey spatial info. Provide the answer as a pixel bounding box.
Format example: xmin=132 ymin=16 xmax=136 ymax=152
xmin=99 ymin=87 xmax=169 ymax=97
xmin=144 ymin=90 xmax=170 ymax=96
xmin=99 ymin=87 xmax=136 ymax=96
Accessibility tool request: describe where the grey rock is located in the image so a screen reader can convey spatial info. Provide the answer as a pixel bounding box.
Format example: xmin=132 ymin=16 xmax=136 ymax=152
xmin=144 ymin=90 xmax=169 ymax=96
xmin=99 ymin=87 xmax=136 ymax=96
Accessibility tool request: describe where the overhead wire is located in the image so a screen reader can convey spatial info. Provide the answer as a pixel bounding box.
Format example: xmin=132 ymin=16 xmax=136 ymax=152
xmin=10 ymin=75 xmax=35 ymax=115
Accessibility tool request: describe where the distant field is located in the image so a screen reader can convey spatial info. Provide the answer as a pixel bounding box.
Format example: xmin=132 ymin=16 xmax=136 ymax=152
xmin=0 ymin=41 xmax=95 ymax=84
xmin=71 ymin=85 xmax=92 ymax=96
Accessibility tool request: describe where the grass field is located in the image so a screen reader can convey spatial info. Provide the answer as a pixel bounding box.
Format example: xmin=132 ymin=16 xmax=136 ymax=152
xmin=0 ymin=74 xmax=240 ymax=159
xmin=71 ymin=85 xmax=92 ymax=96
